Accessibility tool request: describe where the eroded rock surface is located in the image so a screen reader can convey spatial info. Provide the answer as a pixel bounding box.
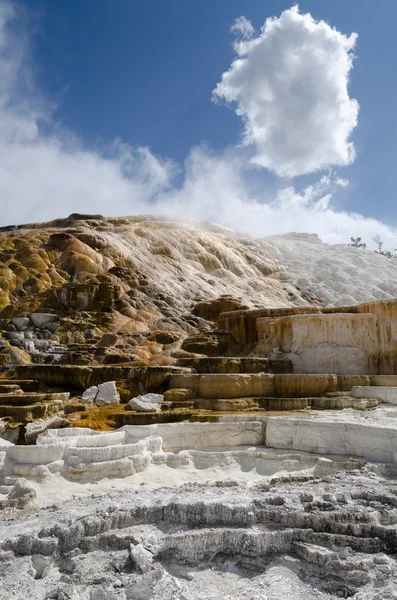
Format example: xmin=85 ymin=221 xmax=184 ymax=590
xmin=1 ymin=469 xmax=397 ymax=599
xmin=1 ymin=412 xmax=397 ymax=598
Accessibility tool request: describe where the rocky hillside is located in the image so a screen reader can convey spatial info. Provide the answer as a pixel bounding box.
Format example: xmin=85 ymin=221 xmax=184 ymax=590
xmin=1 ymin=213 xmax=397 ymax=367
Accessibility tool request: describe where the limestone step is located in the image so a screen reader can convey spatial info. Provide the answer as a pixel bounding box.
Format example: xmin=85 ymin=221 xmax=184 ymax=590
xmin=0 ymin=392 xmax=70 ymax=406
xmin=0 ymin=403 xmax=62 ymax=420
xmin=7 ymin=444 xmax=65 ymax=464
xmin=0 ymin=384 xmax=22 ymax=394
xmin=336 ymin=375 xmax=371 ymax=391
xmin=164 ymin=400 xmax=195 ymax=409
xmin=111 ymin=411 xmax=195 ymax=427
xmin=312 ymin=397 xmax=381 ymax=410
xmin=64 ymin=457 xmax=134 ymax=482
xmin=163 ymin=388 xmax=196 ymax=403
xmin=193 ymin=397 xmax=310 ymax=411
xmin=351 ymin=386 xmax=397 ymax=405
xmin=265 ymin=415 xmax=397 ymax=464
xmin=169 ymin=373 xmax=338 ymax=399
xmin=14 ymin=364 xmax=192 ymax=389
xmin=370 ymin=376 xmax=397 ymax=387
xmin=176 ymin=357 xmax=292 ymax=374
xmin=260 ymin=397 xmax=310 ymax=410
xmin=0 ymin=379 xmax=40 ymax=392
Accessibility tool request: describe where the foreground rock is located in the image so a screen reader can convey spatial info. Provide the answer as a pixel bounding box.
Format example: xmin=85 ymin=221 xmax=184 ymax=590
xmin=1 ymin=470 xmax=397 ymax=599
xmin=128 ymin=393 xmax=163 ymax=412
xmin=81 ymin=381 xmax=120 ymax=406
xmin=1 ymin=413 xmax=397 ymax=598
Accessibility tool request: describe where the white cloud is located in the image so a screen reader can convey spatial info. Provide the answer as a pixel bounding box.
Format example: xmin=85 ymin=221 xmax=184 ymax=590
xmin=0 ymin=0 xmax=175 ymax=224
xmin=0 ymin=0 xmax=395 ymax=255
xmin=213 ymin=6 xmax=359 ymax=178
xmin=231 ymin=16 xmax=254 ymax=40
xmin=160 ymin=147 xmax=397 ymax=251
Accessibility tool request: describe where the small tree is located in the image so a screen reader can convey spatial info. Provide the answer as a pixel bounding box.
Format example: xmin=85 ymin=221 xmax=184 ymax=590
xmin=382 ymin=249 xmax=397 ymax=258
xmin=349 ymin=237 xmax=366 ymax=249
xmin=348 ymin=234 xmax=397 ymax=257
xmin=373 ymin=234 xmax=384 ymax=253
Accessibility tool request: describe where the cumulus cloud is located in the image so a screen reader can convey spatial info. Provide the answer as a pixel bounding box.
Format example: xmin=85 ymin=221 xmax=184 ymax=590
xmin=0 ymin=0 xmax=395 ymax=253
xmin=213 ymin=6 xmax=359 ymax=178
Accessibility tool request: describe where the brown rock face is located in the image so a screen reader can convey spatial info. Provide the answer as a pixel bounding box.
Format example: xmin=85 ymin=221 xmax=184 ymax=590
xmin=66 ymin=213 xmax=105 ymax=221
xmin=47 ymin=232 xmax=74 ymax=250
xmin=193 ymin=296 xmax=248 ymax=322
xmin=273 ymin=374 xmax=338 ymax=398
xmin=181 ymin=332 xmax=236 ymax=356
xmin=0 ymin=215 xmax=318 ymax=368
xmin=149 ymin=331 xmax=181 ymax=345
xmin=96 ymin=333 xmax=120 ymax=348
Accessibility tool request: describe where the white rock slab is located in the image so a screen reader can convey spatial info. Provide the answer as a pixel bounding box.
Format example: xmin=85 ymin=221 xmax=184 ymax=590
xmin=122 ymin=421 xmax=264 ymax=451
xmin=351 ymin=386 xmax=397 ymax=405
xmin=95 ymin=381 xmax=120 ymax=406
xmin=265 ymin=416 xmax=397 ymax=463
xmin=128 ymin=393 xmax=163 ymax=412
xmin=81 ymin=385 xmax=98 ymax=404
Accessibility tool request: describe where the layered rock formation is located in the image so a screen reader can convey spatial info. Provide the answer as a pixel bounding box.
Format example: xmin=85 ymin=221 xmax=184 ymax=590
xmin=0 ymin=214 xmax=313 ymax=369
xmin=2 ymin=214 xmax=397 ymax=369
xmin=220 ymin=299 xmax=397 ymax=375
xmin=3 ymin=216 xmax=397 ymax=599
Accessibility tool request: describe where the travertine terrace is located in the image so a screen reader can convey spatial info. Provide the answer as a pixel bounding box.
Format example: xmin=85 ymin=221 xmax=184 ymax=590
xmin=220 ymin=298 xmax=397 ymax=374
xmin=2 ymin=216 xmax=397 ymax=599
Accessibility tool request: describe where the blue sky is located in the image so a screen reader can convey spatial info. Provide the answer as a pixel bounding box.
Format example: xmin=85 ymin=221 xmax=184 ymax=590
xmin=1 ymin=0 xmax=397 ymax=247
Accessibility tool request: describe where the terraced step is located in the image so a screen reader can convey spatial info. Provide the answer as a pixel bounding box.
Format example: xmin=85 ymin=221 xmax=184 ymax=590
xmin=15 ymin=364 xmax=192 ymax=390
xmin=0 ymin=384 xmax=22 ymax=394
xmin=0 ymin=402 xmax=63 ymax=421
xmin=0 ymin=392 xmax=69 ymax=422
xmin=0 ymin=392 xmax=69 ymax=406
xmin=0 ymin=379 xmax=40 ymax=392
xmin=169 ymin=373 xmax=339 ymax=399
xmin=351 ymin=386 xmax=397 ymax=405
xmin=164 ymin=400 xmax=195 ymax=409
xmin=312 ymin=396 xmax=381 ymax=410
xmin=193 ymin=397 xmax=310 ymax=411
xmin=164 ymin=388 xmax=196 ymax=402
xmin=176 ymin=357 xmax=293 ymax=374
xmin=111 ymin=411 xmax=195 ymax=427
xmin=370 ymin=376 xmax=397 ymax=387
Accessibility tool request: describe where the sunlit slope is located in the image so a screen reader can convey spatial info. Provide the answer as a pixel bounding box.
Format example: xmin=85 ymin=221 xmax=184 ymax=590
xmin=1 ymin=215 xmax=396 ymax=328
